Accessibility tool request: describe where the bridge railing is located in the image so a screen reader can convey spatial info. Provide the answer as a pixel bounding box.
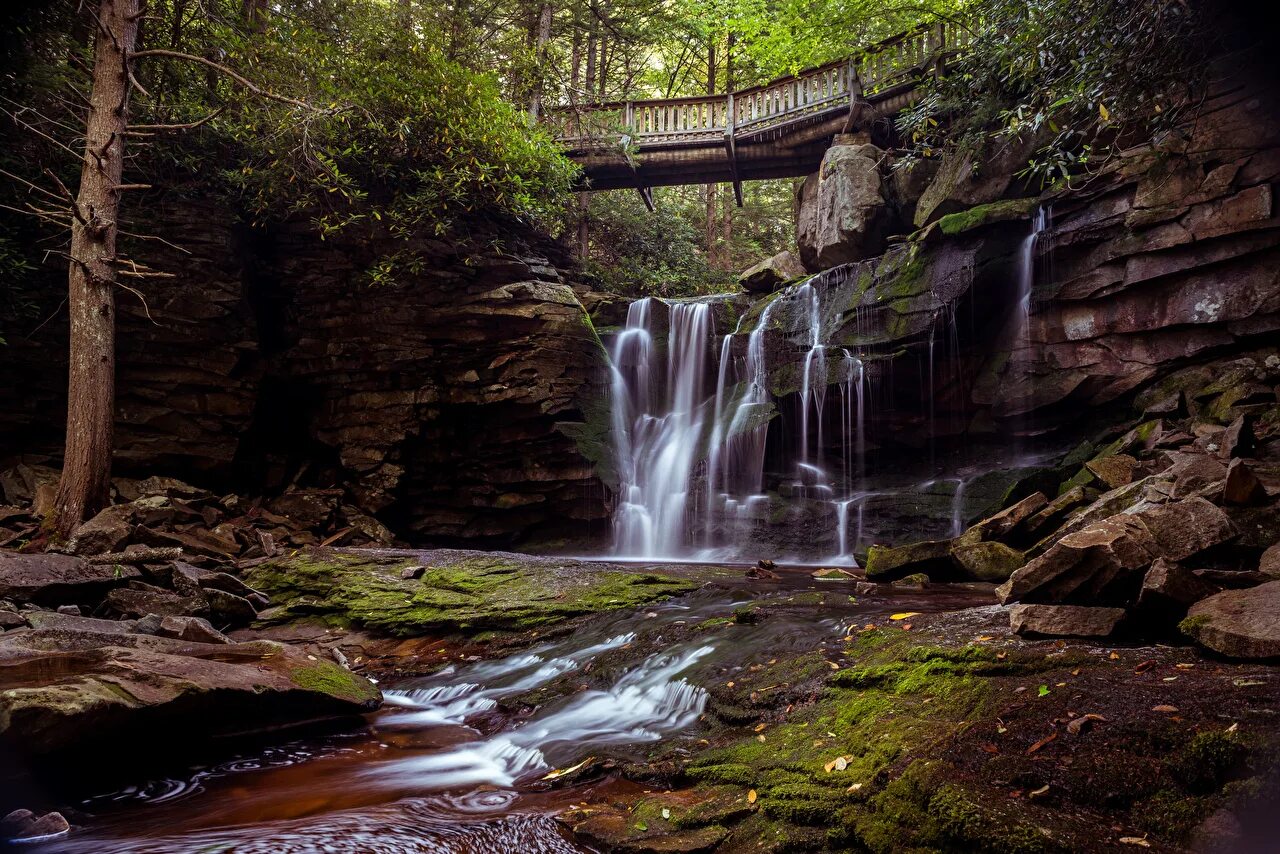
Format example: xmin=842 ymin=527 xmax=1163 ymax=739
xmin=549 ymin=18 xmax=975 ymax=151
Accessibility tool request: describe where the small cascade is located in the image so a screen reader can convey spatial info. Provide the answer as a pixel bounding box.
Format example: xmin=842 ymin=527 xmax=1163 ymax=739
xmin=1011 ymin=205 xmax=1050 ymax=446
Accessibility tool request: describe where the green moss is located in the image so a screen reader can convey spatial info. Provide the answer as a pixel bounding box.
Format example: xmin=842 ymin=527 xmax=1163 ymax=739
xmin=936 ymin=198 xmax=1040 ymax=236
xmin=289 ymin=660 xmax=380 ymax=705
xmin=1132 ymin=789 xmax=1217 ymax=840
xmin=1178 ymin=614 xmax=1211 ymax=636
xmin=1169 ymin=731 xmax=1249 ymax=794
xmin=246 ymin=549 xmax=698 ymax=637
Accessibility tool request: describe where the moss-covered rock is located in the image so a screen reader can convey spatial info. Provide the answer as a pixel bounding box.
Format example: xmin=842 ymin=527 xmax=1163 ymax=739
xmin=950 ymin=539 xmax=1025 ymax=582
xmin=245 ymin=547 xmax=702 ymax=636
xmin=864 ymin=539 xmax=953 ymax=580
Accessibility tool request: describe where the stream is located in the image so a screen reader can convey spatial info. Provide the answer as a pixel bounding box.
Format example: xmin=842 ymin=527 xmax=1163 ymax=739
xmin=30 ymin=569 xmax=993 ymax=853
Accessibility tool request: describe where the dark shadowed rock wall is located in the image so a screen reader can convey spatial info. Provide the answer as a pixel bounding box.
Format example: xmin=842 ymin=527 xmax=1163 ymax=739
xmin=0 ymin=207 xmax=612 ymax=551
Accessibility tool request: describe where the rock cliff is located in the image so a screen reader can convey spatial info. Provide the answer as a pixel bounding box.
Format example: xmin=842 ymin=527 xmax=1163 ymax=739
xmin=0 ymin=210 xmax=612 ymax=551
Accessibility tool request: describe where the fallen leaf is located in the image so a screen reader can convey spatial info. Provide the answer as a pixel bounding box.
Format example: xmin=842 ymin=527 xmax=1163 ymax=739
xmin=824 ymin=755 xmax=852 ymax=773
xmin=996 ymin=651 xmax=1007 ymax=660
xmin=890 ymin=612 xmax=920 ymax=621
xmin=1227 ymin=723 xmax=1239 ymax=733
xmin=902 ymin=623 xmax=913 ymax=631
xmin=981 ymin=743 xmax=1000 ymax=754
xmin=662 ymin=807 xmax=671 ymax=820
xmin=975 ymin=635 xmax=994 ymax=642
xmin=1038 ymin=685 xmax=1051 ymax=697
xmin=1109 ymin=652 xmax=1120 ymax=660
xmin=1134 ymin=659 xmax=1157 ymax=674
xmin=1026 ymin=732 xmax=1058 ymax=755
xmin=754 ymin=723 xmax=767 ymax=732
xmin=1067 ymin=713 xmax=1106 ymax=735
xmin=1175 ymin=663 xmax=1194 ymax=670
xmin=634 ymin=821 xmax=648 ymax=831
xmin=747 ymin=789 xmax=758 ymax=804
xmin=1163 ymin=676 xmax=1178 ymax=682
xmin=1071 ymin=668 xmax=1081 ymax=676
xmin=1029 ymin=784 xmax=1050 ymax=799
xmin=541 ymin=757 xmax=594 ymax=781
xmin=846 ymin=782 xmax=863 ymax=792
xmin=828 ymin=661 xmax=840 ymax=670
xmin=757 ymin=734 xmax=766 ymax=742
xmin=1151 ymin=705 xmax=1179 ymax=713
xmin=1118 ymin=837 xmax=1150 ymax=847
xmin=1234 ymin=679 xmax=1265 ymax=687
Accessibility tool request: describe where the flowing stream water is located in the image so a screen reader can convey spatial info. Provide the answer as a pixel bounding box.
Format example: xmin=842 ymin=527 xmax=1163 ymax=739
xmin=30 ymin=571 xmax=992 ymax=854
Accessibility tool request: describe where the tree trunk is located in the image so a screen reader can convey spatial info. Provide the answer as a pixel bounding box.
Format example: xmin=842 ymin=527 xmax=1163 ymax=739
xmin=52 ymin=0 xmax=140 ymax=538
xmin=528 ymin=1 xmax=553 ymax=119
xmin=705 ymin=38 xmax=718 ymax=267
xmin=577 ymin=16 xmax=598 ymax=259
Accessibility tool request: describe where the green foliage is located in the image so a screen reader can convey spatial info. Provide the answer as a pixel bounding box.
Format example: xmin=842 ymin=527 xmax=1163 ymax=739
xmin=898 ymin=0 xmax=1207 ymax=186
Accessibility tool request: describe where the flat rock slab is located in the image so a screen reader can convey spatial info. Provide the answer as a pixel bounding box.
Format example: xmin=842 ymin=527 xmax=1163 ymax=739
xmin=243 ymin=547 xmax=725 ymax=636
xmin=0 ymin=552 xmax=140 ymax=604
xmin=1008 ymin=604 xmax=1127 ymax=638
xmin=1183 ymin=581 xmax=1280 ymax=659
xmin=0 ymin=626 xmax=380 ymax=758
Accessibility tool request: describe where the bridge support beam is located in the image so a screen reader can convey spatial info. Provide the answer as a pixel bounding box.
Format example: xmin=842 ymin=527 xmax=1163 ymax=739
xmin=636 ymin=184 xmax=655 ymax=212
xmin=723 ymin=94 xmax=744 ymax=207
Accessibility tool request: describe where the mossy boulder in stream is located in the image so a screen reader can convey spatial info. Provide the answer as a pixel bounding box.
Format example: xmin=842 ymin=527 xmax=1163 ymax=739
xmin=244 ymin=547 xmax=702 ymax=636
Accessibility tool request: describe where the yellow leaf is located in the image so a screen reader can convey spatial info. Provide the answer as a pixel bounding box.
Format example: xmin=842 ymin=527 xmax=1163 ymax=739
xmin=890 ymin=612 xmax=920 ymax=621
xmin=747 ymin=789 xmax=758 ymax=804
xmin=1119 ymin=838 xmax=1150 ymax=848
xmin=1099 ymin=103 xmax=1111 ymax=121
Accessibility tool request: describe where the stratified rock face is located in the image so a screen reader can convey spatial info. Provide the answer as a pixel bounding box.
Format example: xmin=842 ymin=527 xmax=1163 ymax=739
xmin=0 ymin=209 xmax=611 ymax=551
xmin=796 ymin=139 xmax=892 ymax=270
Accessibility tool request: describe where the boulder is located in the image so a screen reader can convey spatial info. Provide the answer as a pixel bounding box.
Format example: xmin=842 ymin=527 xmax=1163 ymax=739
xmin=157 ymin=615 xmax=231 ymax=644
xmin=739 ymin=250 xmax=807 ymax=294
xmin=1134 ymin=497 xmax=1236 ymax=561
xmin=972 ymin=492 xmax=1048 ymax=542
xmin=998 ymin=515 xmax=1158 ymax=604
xmin=864 ymin=539 xmax=953 ymax=580
xmin=0 ymin=552 xmax=140 ymax=605
xmin=1 ymin=809 xmax=69 ymax=841
xmin=796 ymin=139 xmax=891 ymax=269
xmin=0 ymin=630 xmax=380 ymax=758
xmin=1218 ymin=415 xmax=1255 ymax=459
xmin=66 ymin=505 xmax=134 ymax=555
xmin=1136 ymin=558 xmax=1219 ymax=622
xmin=1222 ymin=459 xmax=1267 ymax=505
xmin=104 ymin=586 xmax=205 ymax=619
xmin=1008 ymin=604 xmax=1127 ymax=638
xmin=950 ymin=540 xmax=1024 ymax=582
xmin=1170 ymin=454 xmax=1229 ymax=498
xmin=1085 ymin=454 xmax=1139 ymax=489
xmin=1182 ymin=581 xmax=1280 ymax=659
xmin=1022 ymin=487 xmax=1088 ymax=536
xmin=1262 ymin=543 xmax=1280 ymax=578
xmin=203 ymin=588 xmax=258 ymax=624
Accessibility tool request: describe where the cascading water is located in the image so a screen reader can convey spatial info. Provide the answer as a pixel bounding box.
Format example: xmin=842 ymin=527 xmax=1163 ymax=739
xmin=606 ymin=282 xmax=877 ymax=563
xmin=611 ymin=299 xmax=712 ymax=557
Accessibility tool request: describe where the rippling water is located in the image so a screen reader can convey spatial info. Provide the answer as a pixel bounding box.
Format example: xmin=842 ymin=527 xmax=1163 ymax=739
xmin=29 ymin=574 xmax=993 ymax=853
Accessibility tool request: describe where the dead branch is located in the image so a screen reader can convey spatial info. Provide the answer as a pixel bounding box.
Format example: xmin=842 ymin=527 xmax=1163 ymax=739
xmin=128 ymin=48 xmax=327 ymax=112
xmin=130 ymin=105 xmax=225 ymax=132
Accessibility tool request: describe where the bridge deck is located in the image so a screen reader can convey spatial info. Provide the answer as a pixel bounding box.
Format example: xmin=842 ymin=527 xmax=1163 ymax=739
xmin=548 ymin=20 xmax=971 ymax=198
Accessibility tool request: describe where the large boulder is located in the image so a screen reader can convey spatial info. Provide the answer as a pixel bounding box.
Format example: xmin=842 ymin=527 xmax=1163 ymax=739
xmin=739 ymin=251 xmax=807 ymax=294
xmin=950 ymin=540 xmax=1024 ymax=582
xmin=796 ymin=138 xmax=891 ymax=270
xmin=1133 ymin=497 xmax=1236 ymax=561
xmin=1182 ymin=581 xmax=1280 ymax=659
xmin=0 ymin=628 xmax=380 ymax=758
xmin=1008 ymin=604 xmax=1127 ymax=638
xmin=997 ymin=515 xmax=1158 ymax=604
xmin=864 ymin=539 xmax=953 ymax=581
xmin=1135 ymin=558 xmax=1219 ymax=624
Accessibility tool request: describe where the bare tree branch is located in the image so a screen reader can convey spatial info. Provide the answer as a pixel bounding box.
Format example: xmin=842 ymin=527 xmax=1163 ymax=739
xmin=128 ymin=48 xmax=328 ymax=112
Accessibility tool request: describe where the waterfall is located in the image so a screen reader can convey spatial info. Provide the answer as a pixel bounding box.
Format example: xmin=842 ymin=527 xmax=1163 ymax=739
xmin=1015 ymin=206 xmax=1049 ymax=374
xmin=610 ymin=300 xmax=713 ymax=557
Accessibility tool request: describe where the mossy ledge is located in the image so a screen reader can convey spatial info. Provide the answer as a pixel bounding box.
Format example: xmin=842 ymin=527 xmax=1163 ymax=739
xmin=245 ymin=547 xmax=705 ymax=636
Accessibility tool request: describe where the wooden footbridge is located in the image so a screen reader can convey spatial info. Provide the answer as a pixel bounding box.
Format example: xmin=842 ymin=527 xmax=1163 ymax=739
xmin=548 ymin=20 xmax=972 ymax=206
